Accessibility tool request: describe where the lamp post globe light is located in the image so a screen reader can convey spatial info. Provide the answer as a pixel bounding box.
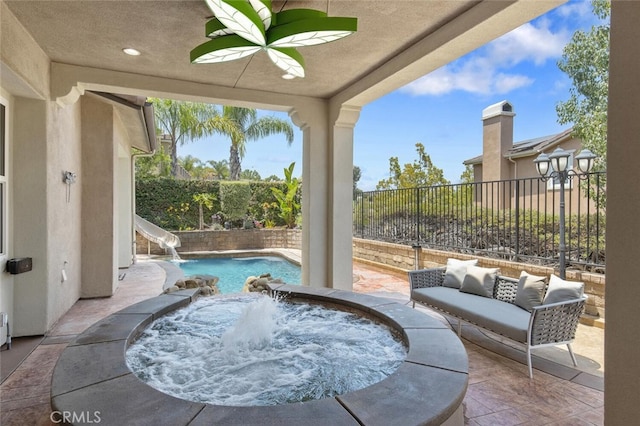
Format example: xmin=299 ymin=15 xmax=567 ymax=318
xmin=533 ymin=147 xmax=597 ymax=279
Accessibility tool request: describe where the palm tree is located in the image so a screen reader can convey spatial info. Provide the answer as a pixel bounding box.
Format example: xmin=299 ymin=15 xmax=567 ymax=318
xmin=219 ymin=107 xmax=294 ymax=180
xmin=179 ymin=155 xmax=202 ymax=175
xmin=208 ymin=159 xmax=230 ymax=180
xmin=151 ymin=98 xmax=240 ymax=177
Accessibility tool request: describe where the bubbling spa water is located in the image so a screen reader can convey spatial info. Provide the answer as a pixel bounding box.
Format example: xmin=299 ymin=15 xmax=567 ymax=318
xmin=125 ymin=294 xmax=407 ymax=406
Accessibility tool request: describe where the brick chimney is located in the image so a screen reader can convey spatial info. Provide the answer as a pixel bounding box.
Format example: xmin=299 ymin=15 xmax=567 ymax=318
xmin=482 ymin=101 xmax=515 ymax=181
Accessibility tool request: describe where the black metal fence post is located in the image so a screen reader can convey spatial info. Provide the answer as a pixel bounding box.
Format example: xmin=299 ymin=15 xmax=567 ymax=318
xmin=514 ymin=181 xmax=520 ymax=262
xmin=415 ymin=186 xmax=421 ymax=245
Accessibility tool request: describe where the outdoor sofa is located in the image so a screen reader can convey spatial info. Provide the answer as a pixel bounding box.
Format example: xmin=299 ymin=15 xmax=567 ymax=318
xmin=409 ymin=259 xmax=587 ymax=378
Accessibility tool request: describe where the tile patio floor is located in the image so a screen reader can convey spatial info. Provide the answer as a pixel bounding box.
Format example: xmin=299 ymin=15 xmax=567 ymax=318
xmin=1 ymin=257 xmax=604 ymax=425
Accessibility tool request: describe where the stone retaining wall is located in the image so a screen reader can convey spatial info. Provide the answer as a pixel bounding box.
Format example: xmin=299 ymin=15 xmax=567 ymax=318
xmin=135 ymin=228 xmax=301 ymax=255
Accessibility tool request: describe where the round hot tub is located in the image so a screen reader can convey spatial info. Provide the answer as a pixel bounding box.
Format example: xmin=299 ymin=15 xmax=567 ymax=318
xmin=51 ymin=284 xmax=468 ymax=425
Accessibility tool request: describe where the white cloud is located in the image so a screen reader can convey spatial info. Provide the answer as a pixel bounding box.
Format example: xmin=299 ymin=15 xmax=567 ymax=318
xmin=556 ymin=1 xmax=592 ymax=19
xmin=494 ymin=73 xmax=534 ymax=94
xmin=400 ymin=20 xmax=569 ymax=97
xmin=490 ymin=22 xmax=568 ymax=66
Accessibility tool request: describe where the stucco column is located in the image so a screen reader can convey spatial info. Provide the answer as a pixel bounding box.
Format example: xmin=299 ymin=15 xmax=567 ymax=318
xmin=290 ymin=102 xmax=329 ymax=288
xmin=330 ymin=105 xmax=361 ymax=290
xmin=81 ymin=95 xmax=118 ymax=298
xmin=290 ymin=102 xmax=360 ymax=290
xmin=605 ymin=2 xmax=640 ymax=423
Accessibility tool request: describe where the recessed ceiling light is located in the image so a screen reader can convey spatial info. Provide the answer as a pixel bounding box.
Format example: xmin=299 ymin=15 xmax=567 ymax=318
xmin=123 ymin=48 xmax=141 ymax=56
xmin=282 ymin=73 xmax=296 ymax=80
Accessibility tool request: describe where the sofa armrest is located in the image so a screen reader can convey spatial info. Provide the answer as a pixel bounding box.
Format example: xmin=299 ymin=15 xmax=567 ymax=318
xmin=408 ymin=267 xmax=445 ymax=291
xmin=528 ymin=297 xmax=587 ymax=346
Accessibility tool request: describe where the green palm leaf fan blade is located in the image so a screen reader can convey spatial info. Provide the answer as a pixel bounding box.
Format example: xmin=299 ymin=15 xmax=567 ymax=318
xmin=249 ymin=0 xmax=273 ymax=30
xmin=267 ymin=17 xmax=357 ymax=48
xmin=191 ymin=35 xmax=261 ymax=63
xmin=266 ymin=47 xmax=305 ymax=78
xmin=205 ymin=18 xmax=234 ymax=38
xmin=204 ymin=0 xmax=267 ymax=46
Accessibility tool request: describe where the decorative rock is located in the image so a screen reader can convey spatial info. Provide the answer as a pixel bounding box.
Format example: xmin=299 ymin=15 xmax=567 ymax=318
xmin=164 ymin=285 xmax=180 ymax=294
xmin=175 ymin=280 xmax=186 ymax=289
xmin=242 ymin=276 xmax=258 ymax=293
xmin=193 ymin=275 xmax=219 ymax=288
xmin=243 ymin=274 xmax=285 ymax=293
xmin=184 ymin=279 xmax=199 ymax=289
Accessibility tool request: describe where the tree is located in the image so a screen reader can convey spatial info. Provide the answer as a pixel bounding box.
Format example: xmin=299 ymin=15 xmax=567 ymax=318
xmin=208 ymin=160 xmax=230 ymax=180
xmin=192 ymin=193 xmax=216 ymax=230
xmin=376 ymin=143 xmax=450 ymax=190
xmin=135 ymin=146 xmax=172 ymax=179
xmin=271 ymin=162 xmax=301 ymax=228
xmin=240 ymin=169 xmax=262 ymax=181
xmin=459 ymin=165 xmax=474 ymax=184
xmin=217 ymin=107 xmax=294 ymax=180
xmin=556 ymin=0 xmax=609 ymax=172
xmin=178 ymin=155 xmax=203 ymax=179
xmin=353 ymin=165 xmax=362 ymax=199
xmin=151 ymin=98 xmax=240 ymax=177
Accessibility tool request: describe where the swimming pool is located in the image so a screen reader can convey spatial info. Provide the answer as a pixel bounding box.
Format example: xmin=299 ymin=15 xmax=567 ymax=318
xmin=177 ymin=256 xmax=301 ymax=294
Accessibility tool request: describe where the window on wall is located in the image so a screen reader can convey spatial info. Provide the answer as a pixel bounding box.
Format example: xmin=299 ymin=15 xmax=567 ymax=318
xmin=0 ymin=102 xmax=5 ymax=255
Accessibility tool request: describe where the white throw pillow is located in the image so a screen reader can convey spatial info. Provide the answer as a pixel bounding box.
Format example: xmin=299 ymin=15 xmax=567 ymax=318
xmin=443 ymin=258 xmax=478 ymax=289
xmin=543 ymin=274 xmax=584 ymax=304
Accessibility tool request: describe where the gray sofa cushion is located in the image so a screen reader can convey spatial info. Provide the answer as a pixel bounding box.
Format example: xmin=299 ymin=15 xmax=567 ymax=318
xmin=514 ymin=271 xmax=547 ymax=312
xmin=412 ymin=287 xmax=530 ymax=343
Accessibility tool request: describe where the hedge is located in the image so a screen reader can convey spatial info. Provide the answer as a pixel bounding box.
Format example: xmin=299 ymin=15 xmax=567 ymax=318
xmin=135 ymin=178 xmax=298 ymax=231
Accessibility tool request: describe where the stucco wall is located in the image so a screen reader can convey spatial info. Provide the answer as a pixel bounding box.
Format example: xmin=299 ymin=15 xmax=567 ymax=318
xmin=10 ymin=97 xmax=83 ymax=336
xmin=1 ymin=0 xmax=70 ymax=337
xmin=606 ymin=4 xmax=640 ymax=421
xmin=46 ymin=99 xmax=82 ymax=328
xmin=0 ymin=2 xmax=50 ymax=100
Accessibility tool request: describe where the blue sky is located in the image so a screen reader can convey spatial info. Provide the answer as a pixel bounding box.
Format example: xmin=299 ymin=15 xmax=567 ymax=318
xmin=180 ymin=0 xmax=599 ymax=191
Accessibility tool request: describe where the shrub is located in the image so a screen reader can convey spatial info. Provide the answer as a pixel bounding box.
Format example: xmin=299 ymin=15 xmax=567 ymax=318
xmin=136 ymin=178 xmax=299 ymax=230
xmin=220 ymin=181 xmax=252 ymax=221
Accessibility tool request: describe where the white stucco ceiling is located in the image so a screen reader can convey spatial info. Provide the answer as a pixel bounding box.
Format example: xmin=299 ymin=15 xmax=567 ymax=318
xmin=4 ymin=1 xmax=563 ymax=106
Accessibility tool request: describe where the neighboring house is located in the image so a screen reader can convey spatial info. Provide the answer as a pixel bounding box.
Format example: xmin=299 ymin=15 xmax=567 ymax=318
xmin=463 ymin=101 xmax=600 ymax=214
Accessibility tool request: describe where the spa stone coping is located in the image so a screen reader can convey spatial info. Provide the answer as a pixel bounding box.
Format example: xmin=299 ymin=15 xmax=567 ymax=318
xmin=51 ymin=285 xmax=468 ymax=426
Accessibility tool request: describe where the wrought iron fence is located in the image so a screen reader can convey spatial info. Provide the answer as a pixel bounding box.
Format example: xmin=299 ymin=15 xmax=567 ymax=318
xmin=353 ymin=172 xmax=606 ymax=271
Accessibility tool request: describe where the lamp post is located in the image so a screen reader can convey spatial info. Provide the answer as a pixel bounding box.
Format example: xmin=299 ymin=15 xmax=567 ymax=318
xmin=533 ymin=147 xmax=597 ymax=279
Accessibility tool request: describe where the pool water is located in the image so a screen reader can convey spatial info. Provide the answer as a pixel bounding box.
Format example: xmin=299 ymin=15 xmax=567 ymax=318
xmin=177 ymin=256 xmax=301 ymax=293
